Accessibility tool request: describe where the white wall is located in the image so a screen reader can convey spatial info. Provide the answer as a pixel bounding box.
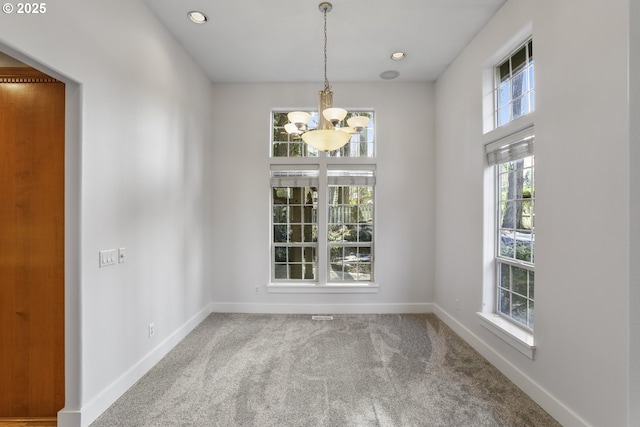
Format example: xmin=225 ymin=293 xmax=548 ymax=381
xmin=630 ymin=2 xmax=640 ymax=425
xmin=434 ymin=1 xmax=630 ymax=426
xmin=0 ymin=1 xmax=214 ymax=426
xmin=207 ymin=83 xmax=435 ymax=313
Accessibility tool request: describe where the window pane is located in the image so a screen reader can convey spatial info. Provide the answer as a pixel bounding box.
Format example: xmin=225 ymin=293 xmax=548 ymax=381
xmin=290 ymin=225 xmax=303 ymax=242
xmin=289 ymin=247 xmax=302 ymax=262
xmin=304 ymin=225 xmax=317 ymax=243
xmin=274 ymin=225 xmax=288 ymax=243
xmin=499 ymin=289 xmax=511 ymax=315
xmin=511 ymin=70 xmax=527 ymax=100
xmin=498 ymin=60 xmax=510 ymax=82
xmin=328 ymin=206 xmax=342 ymax=224
xmin=498 ymin=106 xmax=511 ymax=127
xmin=528 ymin=271 xmax=535 ymax=299
xmin=274 ymin=264 xmax=288 ymax=279
xmin=273 ymin=206 xmax=287 ymax=223
xmin=512 ymin=266 xmax=528 ymax=297
xmin=344 ymin=225 xmax=358 ymax=242
xmin=274 ymin=246 xmax=287 ymax=263
xmin=328 ymin=225 xmax=344 ymax=242
xmin=512 ymin=294 xmax=527 ymax=326
xmin=304 ymin=247 xmax=316 ymax=262
xmin=498 ymin=81 xmax=511 ymax=108
xmin=512 ymin=95 xmax=529 ymax=120
xmin=500 ymin=263 xmax=511 ymax=290
xmin=328 ymin=112 xmax=375 ymax=158
xmin=358 ymin=224 xmax=373 ymax=242
xmin=511 ymin=45 xmax=527 ymax=72
xmin=515 ymin=235 xmax=533 ymax=262
xmin=329 ymin=246 xmax=344 ymax=281
xmin=357 ymin=263 xmax=371 ymax=281
xmin=500 ymin=230 xmax=515 ymax=258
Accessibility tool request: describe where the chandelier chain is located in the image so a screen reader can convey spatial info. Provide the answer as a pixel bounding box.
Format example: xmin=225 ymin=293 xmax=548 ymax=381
xmin=323 ymin=6 xmax=330 ymax=91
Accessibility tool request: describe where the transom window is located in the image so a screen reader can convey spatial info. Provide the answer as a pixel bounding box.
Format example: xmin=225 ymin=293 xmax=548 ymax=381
xmin=495 ymin=39 xmax=534 ymax=127
xmin=272 ymin=111 xmax=374 ymax=158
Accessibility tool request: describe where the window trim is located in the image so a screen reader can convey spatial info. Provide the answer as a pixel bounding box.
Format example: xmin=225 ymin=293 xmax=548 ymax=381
xmin=494 ymin=37 xmax=534 ymax=128
xmin=479 ymin=122 xmax=535 ymax=358
xmin=269 ymin=109 xmax=378 ymax=292
xmin=270 ymin=168 xmax=320 ymax=282
xmin=271 ymin=109 xmax=376 ymax=159
xmin=326 ymin=169 xmax=375 ymax=283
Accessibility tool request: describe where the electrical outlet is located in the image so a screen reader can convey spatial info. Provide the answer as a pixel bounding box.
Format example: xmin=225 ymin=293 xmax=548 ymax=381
xmin=255 ymin=286 xmax=260 ymax=294
xmin=118 ymin=247 xmax=126 ymax=263
xmin=148 ymin=323 xmax=155 ymax=338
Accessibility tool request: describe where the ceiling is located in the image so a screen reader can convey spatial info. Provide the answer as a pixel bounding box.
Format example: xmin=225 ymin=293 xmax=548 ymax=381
xmin=144 ymin=0 xmax=506 ymax=84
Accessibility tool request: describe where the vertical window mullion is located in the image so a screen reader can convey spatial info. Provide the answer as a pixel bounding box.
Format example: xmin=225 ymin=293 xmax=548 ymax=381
xmin=317 ymin=159 xmax=328 ymax=284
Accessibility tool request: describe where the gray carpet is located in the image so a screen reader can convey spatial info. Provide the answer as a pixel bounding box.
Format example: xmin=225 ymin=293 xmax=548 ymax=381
xmin=90 ymin=313 xmax=560 ymax=427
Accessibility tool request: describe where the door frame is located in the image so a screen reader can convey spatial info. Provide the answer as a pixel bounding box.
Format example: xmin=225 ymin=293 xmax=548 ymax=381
xmin=0 ymin=42 xmax=82 ymax=427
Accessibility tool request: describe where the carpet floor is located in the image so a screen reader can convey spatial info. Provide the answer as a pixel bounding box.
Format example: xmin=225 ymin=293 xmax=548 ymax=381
xmin=90 ymin=313 xmax=560 ymax=427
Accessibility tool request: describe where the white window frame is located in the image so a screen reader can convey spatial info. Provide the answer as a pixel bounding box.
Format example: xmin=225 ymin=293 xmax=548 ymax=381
xmin=270 ymin=167 xmax=320 ymax=282
xmin=479 ymin=124 xmax=536 ymax=359
xmin=268 ymin=109 xmax=378 ymax=293
xmin=494 ymin=152 xmax=534 ymax=330
xmin=494 ymin=38 xmax=534 ymax=128
xmin=327 ymin=167 xmax=375 ymax=283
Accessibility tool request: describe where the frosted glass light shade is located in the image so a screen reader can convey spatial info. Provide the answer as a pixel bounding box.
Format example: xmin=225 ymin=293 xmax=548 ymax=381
xmin=287 ymin=111 xmax=311 ymax=126
xmin=284 ymin=123 xmax=302 ymax=135
xmin=302 ymin=129 xmax=351 ymax=151
xmin=322 ymin=107 xmax=347 ymax=125
xmin=347 ymin=116 xmax=369 ymax=132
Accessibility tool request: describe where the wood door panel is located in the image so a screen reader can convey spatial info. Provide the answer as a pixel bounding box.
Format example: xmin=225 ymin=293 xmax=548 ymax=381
xmin=0 ymin=69 xmax=64 ymax=418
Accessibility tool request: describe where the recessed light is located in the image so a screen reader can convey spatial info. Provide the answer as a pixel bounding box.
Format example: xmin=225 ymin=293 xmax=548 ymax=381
xmin=188 ymin=11 xmax=208 ymax=24
xmin=391 ymin=52 xmax=406 ymax=61
xmin=380 ymin=70 xmax=400 ymax=80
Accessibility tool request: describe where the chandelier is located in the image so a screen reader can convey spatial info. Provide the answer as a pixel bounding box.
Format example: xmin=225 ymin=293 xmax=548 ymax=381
xmin=284 ymin=2 xmax=370 ymax=152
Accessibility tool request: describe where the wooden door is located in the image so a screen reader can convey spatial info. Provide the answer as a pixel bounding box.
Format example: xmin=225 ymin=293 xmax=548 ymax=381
xmin=0 ymin=67 xmax=65 ymax=424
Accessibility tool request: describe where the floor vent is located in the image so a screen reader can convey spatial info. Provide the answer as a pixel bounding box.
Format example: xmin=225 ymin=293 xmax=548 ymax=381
xmin=312 ymin=315 xmax=334 ymax=321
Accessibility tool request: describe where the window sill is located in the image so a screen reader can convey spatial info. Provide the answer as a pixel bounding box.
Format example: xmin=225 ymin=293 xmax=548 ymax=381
xmin=267 ymin=283 xmax=379 ymax=294
xmin=476 ymin=312 xmax=535 ymax=360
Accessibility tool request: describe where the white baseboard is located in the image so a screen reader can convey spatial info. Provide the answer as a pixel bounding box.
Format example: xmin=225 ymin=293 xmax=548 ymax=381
xmin=210 ymin=302 xmax=435 ymax=314
xmin=68 ymin=303 xmax=213 ymax=427
xmin=57 ymin=410 xmax=81 ymax=427
xmin=430 ymin=304 xmax=589 ymax=427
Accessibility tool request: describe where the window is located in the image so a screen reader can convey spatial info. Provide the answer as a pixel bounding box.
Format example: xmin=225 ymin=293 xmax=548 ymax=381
xmin=486 ymin=127 xmax=535 ymax=330
xmin=495 ymin=39 xmax=534 ymax=127
xmin=328 ymin=169 xmax=375 ymax=282
xmin=270 ymin=110 xmax=376 ymax=286
xmin=272 ymin=111 xmax=374 ymax=158
xmin=271 ymin=169 xmax=319 ymax=281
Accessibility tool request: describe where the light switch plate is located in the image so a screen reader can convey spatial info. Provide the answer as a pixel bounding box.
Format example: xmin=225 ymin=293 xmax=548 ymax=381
xmin=99 ymin=249 xmax=117 ymax=267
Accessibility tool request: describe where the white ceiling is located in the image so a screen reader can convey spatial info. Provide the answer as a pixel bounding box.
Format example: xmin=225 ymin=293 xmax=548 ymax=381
xmin=144 ymin=0 xmax=506 ymax=84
